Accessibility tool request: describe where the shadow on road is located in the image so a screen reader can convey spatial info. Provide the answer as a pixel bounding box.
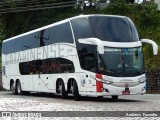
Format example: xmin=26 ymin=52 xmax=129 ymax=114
xmin=4 ymin=91 xmax=145 ymax=103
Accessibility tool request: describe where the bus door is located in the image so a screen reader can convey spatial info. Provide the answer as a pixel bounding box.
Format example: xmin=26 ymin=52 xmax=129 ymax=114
xmin=32 ymin=74 xmax=52 ymax=92
xmin=84 ymin=53 xmax=96 ymax=95
xmin=38 ymin=74 xmax=53 ymax=92
xmin=32 ymin=59 xmax=54 ymax=92
xmin=19 ymin=62 xmax=34 ymax=91
xmin=31 ymin=60 xmax=43 ymax=92
xmin=32 ymin=74 xmax=41 ymax=92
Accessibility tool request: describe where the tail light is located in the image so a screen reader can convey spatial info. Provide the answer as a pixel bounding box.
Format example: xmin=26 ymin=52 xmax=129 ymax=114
xmin=96 ymin=74 xmax=103 ymax=92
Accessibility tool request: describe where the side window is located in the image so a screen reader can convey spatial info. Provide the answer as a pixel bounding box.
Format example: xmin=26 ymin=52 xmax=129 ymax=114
xmin=79 ymin=52 xmax=96 ymax=72
xmin=71 ymin=18 xmax=93 ymax=41
xmin=22 ymin=32 xmax=39 ymax=49
xmin=48 ymin=22 xmax=73 ymax=44
xmin=19 ymin=58 xmax=75 ymax=75
xmin=35 ymin=29 xmax=49 ymax=47
xmin=71 ymin=18 xmax=96 ymax=72
xmin=2 ymin=22 xmax=73 ymax=55
xmin=2 ymin=32 xmax=39 ymax=54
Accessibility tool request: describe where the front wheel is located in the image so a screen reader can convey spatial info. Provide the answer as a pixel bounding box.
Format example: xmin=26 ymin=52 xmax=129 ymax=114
xmin=112 ymin=95 xmax=118 ymax=101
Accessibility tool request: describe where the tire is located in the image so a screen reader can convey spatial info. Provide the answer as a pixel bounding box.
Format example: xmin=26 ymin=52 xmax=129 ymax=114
xmin=11 ymin=83 xmax=17 ymax=95
xmin=23 ymin=91 xmax=30 ymax=95
xmin=112 ymin=95 xmax=118 ymax=101
xmin=73 ymin=81 xmax=80 ymax=101
xmin=16 ymin=81 xmax=23 ymax=95
xmin=59 ymin=80 xmax=68 ymax=99
xmin=98 ymin=96 xmax=103 ymax=99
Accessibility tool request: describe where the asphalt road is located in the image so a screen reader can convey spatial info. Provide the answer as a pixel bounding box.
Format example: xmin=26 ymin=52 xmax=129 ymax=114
xmin=0 ymin=92 xmax=160 ymax=119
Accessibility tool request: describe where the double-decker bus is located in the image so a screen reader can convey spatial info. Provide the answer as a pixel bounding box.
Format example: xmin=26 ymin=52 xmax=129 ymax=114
xmin=2 ymin=15 xmax=158 ymax=101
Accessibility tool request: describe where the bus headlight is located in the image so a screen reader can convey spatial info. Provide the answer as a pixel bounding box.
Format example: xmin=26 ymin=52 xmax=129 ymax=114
xmin=138 ymin=76 xmax=146 ymax=83
xmin=105 ymin=80 xmax=113 ymax=84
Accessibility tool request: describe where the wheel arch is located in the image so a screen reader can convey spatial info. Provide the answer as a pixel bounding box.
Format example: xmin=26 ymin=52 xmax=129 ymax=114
xmin=10 ymin=79 xmax=14 ymax=89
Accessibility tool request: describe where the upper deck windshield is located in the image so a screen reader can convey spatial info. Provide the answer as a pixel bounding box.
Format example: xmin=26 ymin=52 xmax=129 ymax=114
xmin=98 ymin=47 xmax=144 ymax=77
xmin=71 ymin=15 xmax=143 ymax=76
xmin=71 ymin=15 xmax=139 ymax=42
xmin=89 ymin=16 xmax=139 ymax=42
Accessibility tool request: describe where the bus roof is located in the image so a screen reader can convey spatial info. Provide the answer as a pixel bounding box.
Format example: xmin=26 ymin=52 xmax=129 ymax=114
xmin=3 ymin=14 xmax=127 ymax=43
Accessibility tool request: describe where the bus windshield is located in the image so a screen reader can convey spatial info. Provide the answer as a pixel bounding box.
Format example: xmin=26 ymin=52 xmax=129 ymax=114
xmin=89 ymin=16 xmax=139 ymax=42
xmin=98 ymin=47 xmax=144 ymax=77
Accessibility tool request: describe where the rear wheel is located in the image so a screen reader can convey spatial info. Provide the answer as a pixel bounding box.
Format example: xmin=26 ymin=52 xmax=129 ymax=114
xmin=17 ymin=81 xmax=23 ymax=95
xmin=11 ymin=83 xmax=17 ymax=95
xmin=73 ymin=81 xmax=80 ymax=101
xmin=58 ymin=80 xmax=68 ymax=99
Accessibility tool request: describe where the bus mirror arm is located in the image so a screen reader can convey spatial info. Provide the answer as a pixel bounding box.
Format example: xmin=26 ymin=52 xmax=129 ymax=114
xmin=78 ymin=38 xmax=104 ymax=54
xmin=141 ymin=39 xmax=158 ymax=55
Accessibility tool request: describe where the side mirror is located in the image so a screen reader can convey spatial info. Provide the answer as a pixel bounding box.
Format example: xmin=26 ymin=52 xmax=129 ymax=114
xmin=141 ymin=39 xmax=158 ymax=55
xmin=78 ymin=38 xmax=104 ymax=54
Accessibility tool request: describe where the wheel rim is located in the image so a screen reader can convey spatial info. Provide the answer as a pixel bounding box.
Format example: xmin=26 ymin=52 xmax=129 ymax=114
xmin=71 ymin=86 xmax=74 ymax=94
xmin=71 ymin=81 xmax=74 ymax=94
xmin=17 ymin=84 xmax=21 ymax=94
xmin=59 ymin=81 xmax=62 ymax=93
xmin=11 ymin=84 xmax=15 ymax=93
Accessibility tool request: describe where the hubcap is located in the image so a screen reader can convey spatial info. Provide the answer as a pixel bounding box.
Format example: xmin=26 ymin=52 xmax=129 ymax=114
xmin=58 ymin=81 xmax=62 ymax=93
xmin=59 ymin=85 xmax=62 ymax=93
xmin=11 ymin=84 xmax=15 ymax=92
xmin=18 ymin=84 xmax=21 ymax=94
xmin=71 ymin=86 xmax=74 ymax=94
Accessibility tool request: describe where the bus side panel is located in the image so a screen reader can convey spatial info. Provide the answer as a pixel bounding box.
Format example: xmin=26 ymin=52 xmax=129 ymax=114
xmin=40 ymin=74 xmax=56 ymax=93
xmin=66 ymin=73 xmax=86 ymax=95
xmin=20 ymin=75 xmax=34 ymax=92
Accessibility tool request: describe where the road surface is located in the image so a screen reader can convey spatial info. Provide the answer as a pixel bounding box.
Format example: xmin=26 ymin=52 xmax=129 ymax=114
xmin=0 ymin=92 xmax=160 ymax=119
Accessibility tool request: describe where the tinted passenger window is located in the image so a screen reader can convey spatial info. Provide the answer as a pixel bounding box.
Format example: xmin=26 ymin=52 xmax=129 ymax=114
xmin=71 ymin=18 xmax=93 ymax=41
xmin=35 ymin=30 xmax=49 ymax=47
xmin=19 ymin=58 xmax=75 ymax=75
xmin=2 ymin=32 xmax=39 ymax=54
xmin=2 ymin=22 xmax=73 ymax=54
xmin=47 ymin=22 xmax=74 ymax=44
xmin=89 ymin=16 xmax=139 ymax=42
xmin=71 ymin=18 xmax=96 ymax=72
xmin=79 ymin=53 xmax=96 ymax=72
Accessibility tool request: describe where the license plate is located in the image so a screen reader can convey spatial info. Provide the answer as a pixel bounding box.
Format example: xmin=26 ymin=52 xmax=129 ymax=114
xmin=122 ymin=91 xmax=130 ymax=95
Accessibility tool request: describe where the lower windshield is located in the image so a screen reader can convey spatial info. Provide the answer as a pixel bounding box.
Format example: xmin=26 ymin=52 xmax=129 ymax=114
xmin=98 ymin=47 xmax=144 ymax=77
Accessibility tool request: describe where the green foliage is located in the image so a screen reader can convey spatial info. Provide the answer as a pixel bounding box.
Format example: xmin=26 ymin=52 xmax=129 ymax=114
xmin=0 ymin=7 xmax=81 ymax=39
xmin=0 ymin=1 xmax=160 ymax=70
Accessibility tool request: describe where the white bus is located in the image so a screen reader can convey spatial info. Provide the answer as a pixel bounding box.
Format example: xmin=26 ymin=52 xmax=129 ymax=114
xmin=2 ymin=14 xmax=158 ymax=101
